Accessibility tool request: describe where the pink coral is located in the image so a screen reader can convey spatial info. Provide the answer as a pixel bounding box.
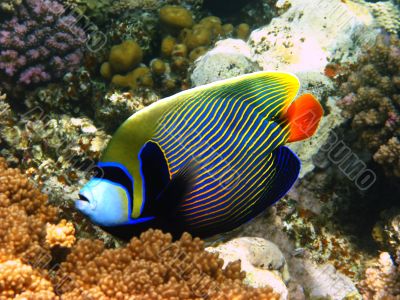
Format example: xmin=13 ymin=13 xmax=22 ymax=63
xmin=338 ymin=34 xmax=400 ymax=177
xmin=358 ymin=252 xmax=400 ymax=299
xmin=0 ymin=0 xmax=86 ymax=91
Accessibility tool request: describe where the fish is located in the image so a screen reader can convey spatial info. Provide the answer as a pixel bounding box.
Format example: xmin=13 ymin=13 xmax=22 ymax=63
xmin=76 ymin=71 xmax=323 ymax=238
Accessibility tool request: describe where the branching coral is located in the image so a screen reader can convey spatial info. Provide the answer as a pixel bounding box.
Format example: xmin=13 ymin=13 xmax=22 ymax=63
xmin=358 ymin=251 xmax=400 ymax=299
xmin=0 ymin=0 xmax=86 ymax=93
xmin=338 ymin=34 xmax=400 ymax=177
xmin=56 ymin=229 xmax=280 ymax=299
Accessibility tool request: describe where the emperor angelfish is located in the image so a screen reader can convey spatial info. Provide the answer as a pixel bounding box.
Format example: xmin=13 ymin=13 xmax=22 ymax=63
xmin=76 ymin=72 xmax=323 ymax=237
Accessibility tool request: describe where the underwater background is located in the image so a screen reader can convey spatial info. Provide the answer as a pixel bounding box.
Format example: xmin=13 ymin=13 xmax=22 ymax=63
xmin=0 ymin=0 xmax=399 ymax=298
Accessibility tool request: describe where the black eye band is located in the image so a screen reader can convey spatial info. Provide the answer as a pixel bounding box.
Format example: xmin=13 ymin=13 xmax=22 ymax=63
xmin=93 ymin=164 xmax=134 ymax=199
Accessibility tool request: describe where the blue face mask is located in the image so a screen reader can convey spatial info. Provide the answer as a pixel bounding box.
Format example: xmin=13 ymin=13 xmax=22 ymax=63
xmin=76 ymin=177 xmax=131 ymax=226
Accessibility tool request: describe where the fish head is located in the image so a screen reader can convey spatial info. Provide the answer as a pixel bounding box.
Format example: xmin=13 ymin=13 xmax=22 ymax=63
xmin=75 ymin=163 xmax=133 ymax=226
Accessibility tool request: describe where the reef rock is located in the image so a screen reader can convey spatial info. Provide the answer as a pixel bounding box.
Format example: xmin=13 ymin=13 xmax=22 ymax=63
xmin=206 ymin=237 xmax=289 ymax=299
xmin=191 ymin=39 xmax=260 ymax=87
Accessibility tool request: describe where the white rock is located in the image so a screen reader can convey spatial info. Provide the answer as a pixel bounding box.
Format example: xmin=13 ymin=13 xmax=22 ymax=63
xmin=191 ymin=39 xmax=259 ymax=86
xmin=249 ymin=0 xmax=378 ymax=73
xmin=297 ymin=260 xmax=360 ymax=299
xmin=206 ymin=237 xmax=289 ymax=299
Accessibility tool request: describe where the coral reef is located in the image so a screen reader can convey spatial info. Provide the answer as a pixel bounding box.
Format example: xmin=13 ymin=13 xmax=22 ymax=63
xmin=24 ymin=67 xmax=106 ymax=114
xmin=63 ymin=0 xmax=113 ymax=24
xmin=0 ymin=109 xmax=111 ymax=237
xmin=0 ymin=258 xmax=56 ymax=299
xmin=0 ymin=113 xmax=109 ymax=186
xmin=56 ymin=229 xmax=280 ymax=299
xmin=102 ymin=5 xmax=253 ymax=95
xmin=364 ymin=0 xmax=400 ymax=34
xmin=64 ymin=0 xmax=203 ymax=25
xmin=0 ymin=157 xmax=59 ymax=298
xmin=373 ymin=208 xmax=400 ymax=254
xmin=0 ymin=92 xmax=12 ymax=127
xmin=1 ymin=0 xmax=399 ymax=297
xmin=160 ymin=5 xmax=194 ymax=30
xmin=108 ymin=40 xmax=143 ymax=74
xmin=95 ymin=89 xmax=159 ymax=132
xmin=338 ymin=34 xmax=400 ymax=177
xmin=105 ymin=7 xmax=161 ymax=54
xmin=358 ymin=251 xmax=400 ymax=299
xmin=0 ymin=0 xmax=86 ymax=95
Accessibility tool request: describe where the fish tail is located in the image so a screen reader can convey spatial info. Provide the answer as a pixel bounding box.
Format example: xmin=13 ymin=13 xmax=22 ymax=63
xmin=285 ymin=93 xmax=323 ymax=143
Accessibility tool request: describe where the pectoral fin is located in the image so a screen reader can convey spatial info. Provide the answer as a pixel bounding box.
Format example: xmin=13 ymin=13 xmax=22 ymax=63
xmin=156 ymin=161 xmax=197 ymax=217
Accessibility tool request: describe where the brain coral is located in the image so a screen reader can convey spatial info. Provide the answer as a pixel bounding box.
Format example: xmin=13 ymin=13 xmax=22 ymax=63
xmin=0 ymin=0 xmax=86 ymax=92
xmin=338 ymin=34 xmax=400 ymax=177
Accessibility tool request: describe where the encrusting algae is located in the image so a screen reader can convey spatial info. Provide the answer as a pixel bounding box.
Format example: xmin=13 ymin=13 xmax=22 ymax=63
xmin=0 ymin=157 xmax=280 ymax=299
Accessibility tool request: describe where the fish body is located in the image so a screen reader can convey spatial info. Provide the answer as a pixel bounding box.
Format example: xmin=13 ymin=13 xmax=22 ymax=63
xmin=76 ymin=72 xmax=323 ymax=237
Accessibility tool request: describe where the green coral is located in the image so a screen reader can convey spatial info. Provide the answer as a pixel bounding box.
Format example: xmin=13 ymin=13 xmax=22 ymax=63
xmin=0 ymin=0 xmax=22 ymax=13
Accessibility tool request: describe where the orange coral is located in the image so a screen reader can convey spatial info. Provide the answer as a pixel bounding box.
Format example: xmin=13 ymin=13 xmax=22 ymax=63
xmin=0 ymin=257 xmax=56 ymax=299
xmin=46 ymin=219 xmax=76 ymax=248
xmin=0 ymin=157 xmax=58 ymax=263
xmin=0 ymin=157 xmax=59 ymax=299
xmin=56 ymin=229 xmax=279 ymax=300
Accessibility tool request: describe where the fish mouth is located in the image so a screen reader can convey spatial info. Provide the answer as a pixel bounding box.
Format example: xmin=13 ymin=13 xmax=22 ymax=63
xmin=75 ymin=194 xmax=92 ymax=212
xmin=78 ymin=194 xmax=90 ymax=203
